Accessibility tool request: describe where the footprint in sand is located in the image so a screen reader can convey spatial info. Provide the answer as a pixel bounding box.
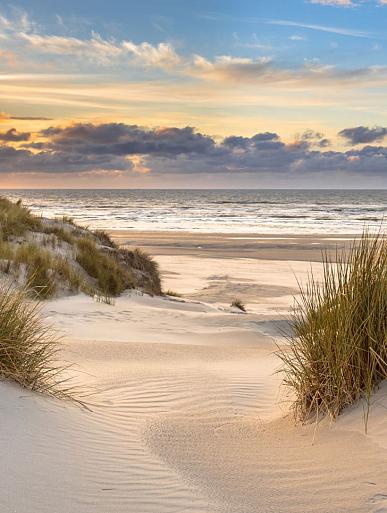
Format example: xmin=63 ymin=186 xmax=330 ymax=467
xmin=369 ymin=493 xmax=387 ymax=513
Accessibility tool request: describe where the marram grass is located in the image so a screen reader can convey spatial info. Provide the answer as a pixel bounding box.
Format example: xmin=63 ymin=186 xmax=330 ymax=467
xmin=0 ymin=282 xmax=71 ymax=398
xmin=278 ymin=230 xmax=387 ymax=422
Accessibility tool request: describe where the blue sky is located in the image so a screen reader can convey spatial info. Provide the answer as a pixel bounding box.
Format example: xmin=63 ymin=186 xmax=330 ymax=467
xmin=3 ymin=0 xmax=387 ymax=66
xmin=0 ymin=0 xmax=387 ymax=188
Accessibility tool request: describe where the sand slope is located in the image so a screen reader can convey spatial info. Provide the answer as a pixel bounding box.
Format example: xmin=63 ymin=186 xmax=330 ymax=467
xmin=0 ymin=254 xmax=386 ymax=513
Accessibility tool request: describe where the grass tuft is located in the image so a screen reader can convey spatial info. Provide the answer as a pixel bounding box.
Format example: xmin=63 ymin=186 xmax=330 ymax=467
xmin=0 ymin=197 xmax=41 ymax=240
xmin=231 ymin=298 xmax=246 ymax=312
xmin=278 ymin=230 xmax=387 ymax=422
xmin=119 ymin=248 xmax=162 ymax=295
xmin=76 ymin=237 xmax=134 ymax=296
xmin=14 ymin=244 xmax=56 ymax=299
xmin=0 ymin=282 xmax=70 ymax=398
xmin=94 ymin=230 xmax=117 ymax=249
xmin=164 ymin=289 xmax=182 ymax=297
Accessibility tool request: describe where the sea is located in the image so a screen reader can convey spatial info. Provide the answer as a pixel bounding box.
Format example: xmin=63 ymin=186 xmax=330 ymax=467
xmin=1 ymin=189 xmax=386 ymax=234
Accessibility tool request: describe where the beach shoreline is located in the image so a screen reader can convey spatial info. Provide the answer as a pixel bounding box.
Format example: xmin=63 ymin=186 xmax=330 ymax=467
xmin=110 ymin=230 xmax=357 ymax=262
xmin=0 ymin=231 xmax=386 ymax=512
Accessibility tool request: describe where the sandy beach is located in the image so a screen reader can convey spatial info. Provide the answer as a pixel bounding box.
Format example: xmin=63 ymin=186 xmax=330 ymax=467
xmin=2 ymin=0 xmax=387 ymax=507
xmin=0 ymin=232 xmax=386 ymax=513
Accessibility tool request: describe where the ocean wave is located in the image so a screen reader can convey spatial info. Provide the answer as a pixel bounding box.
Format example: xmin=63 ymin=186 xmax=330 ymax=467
xmin=3 ymin=189 xmax=386 ymax=234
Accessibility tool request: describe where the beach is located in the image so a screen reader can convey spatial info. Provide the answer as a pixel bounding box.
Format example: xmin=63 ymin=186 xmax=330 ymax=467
xmin=0 ymin=231 xmax=386 ymax=513
xmin=2 ymin=0 xmax=387 ymax=506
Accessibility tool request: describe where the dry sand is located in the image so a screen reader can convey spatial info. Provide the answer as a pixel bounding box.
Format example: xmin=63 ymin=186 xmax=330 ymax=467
xmin=0 ymin=232 xmax=386 ymax=513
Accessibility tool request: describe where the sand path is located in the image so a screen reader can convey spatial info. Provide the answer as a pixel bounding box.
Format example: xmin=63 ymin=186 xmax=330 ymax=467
xmin=0 ymin=255 xmax=386 ymax=513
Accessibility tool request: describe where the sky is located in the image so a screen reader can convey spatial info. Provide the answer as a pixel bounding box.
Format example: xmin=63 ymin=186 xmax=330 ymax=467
xmin=0 ymin=0 xmax=387 ymax=188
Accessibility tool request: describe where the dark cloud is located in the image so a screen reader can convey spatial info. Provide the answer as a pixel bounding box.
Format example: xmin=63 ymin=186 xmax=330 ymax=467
xmin=0 ymin=122 xmax=386 ymax=180
xmin=0 ymin=128 xmax=31 ymax=142
xmin=224 ymin=132 xmax=280 ymax=149
xmin=0 ymin=112 xmax=52 ymax=121
xmin=252 ymin=132 xmax=279 ymax=142
xmin=301 ymin=129 xmax=324 ymax=140
xmin=317 ymin=138 xmax=331 ymax=148
xmin=10 ymin=116 xmax=53 ymax=121
xmin=40 ymin=123 xmax=217 ymax=157
xmin=339 ymin=126 xmax=387 ymax=145
xmin=297 ymin=130 xmax=330 ymax=148
xmin=0 ymin=143 xmax=133 ymax=174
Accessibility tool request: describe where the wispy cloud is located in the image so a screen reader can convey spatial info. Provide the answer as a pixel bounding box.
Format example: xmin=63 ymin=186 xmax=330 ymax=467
xmin=266 ymin=19 xmax=375 ymax=38
xmin=189 ymin=53 xmax=387 ymax=89
xmin=232 ymin=32 xmax=272 ymax=50
xmin=307 ymin=0 xmax=355 ymax=6
xmin=0 ymin=112 xmax=52 ymax=120
xmin=0 ymin=10 xmax=181 ymax=70
xmin=199 ymin=11 xmax=377 ymax=38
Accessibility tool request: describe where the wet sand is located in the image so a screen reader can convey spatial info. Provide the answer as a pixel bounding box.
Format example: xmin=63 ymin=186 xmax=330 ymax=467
xmin=111 ymin=230 xmax=356 ymax=262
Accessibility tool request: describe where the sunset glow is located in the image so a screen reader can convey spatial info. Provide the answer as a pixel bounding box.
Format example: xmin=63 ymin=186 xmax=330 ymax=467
xmin=0 ymin=0 xmax=387 ymax=187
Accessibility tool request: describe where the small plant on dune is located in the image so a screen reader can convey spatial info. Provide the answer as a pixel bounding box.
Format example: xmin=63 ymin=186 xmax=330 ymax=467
xmin=76 ymin=237 xmax=134 ymax=296
xmin=0 ymin=197 xmax=41 ymax=240
xmin=42 ymin=225 xmax=75 ymax=246
xmin=94 ymin=230 xmax=117 ymax=249
xmin=14 ymin=244 xmax=56 ymax=299
xmin=13 ymin=244 xmax=83 ymax=299
xmin=278 ymin=230 xmax=387 ymax=423
xmin=61 ymin=215 xmax=76 ymax=226
xmin=231 ymin=298 xmax=246 ymax=312
xmin=164 ymin=289 xmax=182 ymax=298
xmin=0 ymin=283 xmax=70 ymax=398
xmin=94 ymin=292 xmax=115 ymax=305
xmin=119 ymin=247 xmax=162 ymax=295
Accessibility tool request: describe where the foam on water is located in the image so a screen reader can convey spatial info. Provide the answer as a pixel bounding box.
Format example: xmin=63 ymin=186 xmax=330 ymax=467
xmin=1 ymin=189 xmax=386 ymax=234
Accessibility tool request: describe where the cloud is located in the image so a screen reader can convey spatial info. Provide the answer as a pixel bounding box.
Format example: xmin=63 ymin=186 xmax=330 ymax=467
xmin=18 ymin=32 xmax=180 ymax=68
xmin=307 ymin=0 xmax=355 ymax=6
xmin=266 ymin=19 xmax=374 ymax=38
xmin=0 ymin=122 xmax=386 ymax=182
xmin=190 ymin=54 xmax=276 ymax=83
xmin=200 ymin=11 xmax=375 ymax=38
xmin=338 ymin=126 xmax=387 ymax=144
xmin=122 ymin=41 xmax=180 ymax=68
xmin=0 ymin=8 xmax=386 ymax=97
xmin=289 ymin=35 xmax=306 ymax=41
xmin=188 ymin=54 xmax=387 ymax=88
xmin=10 ymin=116 xmax=53 ymax=120
xmin=0 ymin=128 xmax=30 ymax=141
xmin=298 ymin=129 xmax=331 ymax=147
xmin=0 ymin=10 xmax=180 ymax=69
xmin=0 ymin=112 xmax=52 ymax=121
xmin=39 ymin=123 xmax=216 ymax=157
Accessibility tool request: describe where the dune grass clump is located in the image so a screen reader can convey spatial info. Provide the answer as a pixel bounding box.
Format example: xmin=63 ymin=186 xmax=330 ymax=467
xmin=76 ymin=237 xmax=134 ymax=296
xmin=0 ymin=198 xmax=41 ymax=240
xmin=94 ymin=229 xmax=117 ymax=249
xmin=119 ymin=248 xmax=162 ymax=295
xmin=278 ymin=231 xmax=387 ymax=422
xmin=0 ymin=197 xmax=163 ymax=300
xmin=0 ymin=283 xmax=69 ymax=397
xmin=231 ymin=298 xmax=246 ymax=312
xmin=14 ymin=244 xmax=56 ymax=299
xmin=42 ymin=225 xmax=75 ymax=246
xmin=164 ymin=289 xmax=182 ymax=298
xmin=13 ymin=244 xmax=83 ymax=299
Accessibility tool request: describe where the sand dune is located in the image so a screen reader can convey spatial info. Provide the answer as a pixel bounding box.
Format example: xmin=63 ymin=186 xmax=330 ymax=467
xmin=0 ymin=251 xmax=386 ymax=513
